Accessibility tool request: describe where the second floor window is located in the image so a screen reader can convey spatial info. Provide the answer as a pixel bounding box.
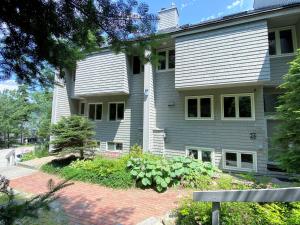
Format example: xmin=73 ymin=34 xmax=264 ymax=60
xmin=268 ymin=27 xmax=296 ymax=56
xmin=185 ymin=96 xmax=214 ymax=120
xmin=133 ymin=56 xmax=144 ymax=74
xmin=88 ymin=103 xmax=102 ymax=121
xmin=157 ymin=49 xmax=175 ymax=71
xmin=109 ymin=102 xmax=125 ymax=121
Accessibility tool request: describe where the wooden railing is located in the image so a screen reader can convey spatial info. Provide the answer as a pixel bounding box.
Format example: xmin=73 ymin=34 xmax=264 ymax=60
xmin=193 ymin=187 xmax=300 ymax=225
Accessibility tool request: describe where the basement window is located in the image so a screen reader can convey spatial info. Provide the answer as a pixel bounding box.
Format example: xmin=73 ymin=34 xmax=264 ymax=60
xmin=107 ymin=142 xmax=123 ymax=151
xmin=186 ymin=147 xmax=214 ymax=164
xmin=223 ymin=150 xmax=257 ymax=172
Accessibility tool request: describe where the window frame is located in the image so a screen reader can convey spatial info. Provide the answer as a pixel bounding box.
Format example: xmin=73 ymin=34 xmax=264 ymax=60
xmin=79 ymin=101 xmax=86 ymax=116
xmin=106 ymin=141 xmax=123 ymax=151
xmin=222 ymin=149 xmax=258 ymax=172
xmin=268 ymin=26 xmax=297 ymax=58
xmin=132 ymin=56 xmax=144 ymax=75
xmin=185 ymin=146 xmax=215 ymax=165
xmin=185 ymin=95 xmax=214 ymax=120
xmin=108 ymin=102 xmax=125 ymax=122
xmin=221 ymin=93 xmax=255 ymax=121
xmin=156 ymin=48 xmax=175 ymax=72
xmin=88 ymin=102 xmax=103 ymax=121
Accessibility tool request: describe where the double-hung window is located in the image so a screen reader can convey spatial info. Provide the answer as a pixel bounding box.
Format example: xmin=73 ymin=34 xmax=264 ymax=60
xmin=157 ymin=49 xmax=175 ymax=71
xmin=185 ymin=96 xmax=214 ymax=120
xmin=109 ymin=102 xmax=125 ymax=121
xmin=88 ymin=103 xmax=102 ymax=121
xmin=186 ymin=147 xmax=214 ymax=164
xmin=268 ymin=27 xmax=297 ymax=56
xmin=223 ymin=149 xmax=257 ymax=172
xmin=221 ymin=93 xmax=255 ymax=120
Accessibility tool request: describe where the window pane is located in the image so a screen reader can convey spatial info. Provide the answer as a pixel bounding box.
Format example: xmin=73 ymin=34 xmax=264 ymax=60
xmin=280 ymin=29 xmax=294 ymax=54
xmin=223 ymin=97 xmax=236 ymax=117
xmin=225 ymin=152 xmax=237 ymax=167
xmin=268 ymin=32 xmax=276 ymax=55
xmin=168 ymin=49 xmax=175 ymax=69
xmin=88 ymin=104 xmax=95 ymax=120
xmin=80 ymin=103 xmax=85 ymax=115
xmin=158 ymin=51 xmax=166 ymax=70
xmin=188 ymin=149 xmax=199 ymax=159
xmin=96 ymin=104 xmax=102 ymax=120
xmin=107 ymin=142 xmax=115 ymax=151
xmin=239 ymin=96 xmax=252 ymax=118
xmin=187 ymin=98 xmax=198 ymax=118
xmin=109 ymin=104 xmax=117 ymax=121
xmin=241 ymin=153 xmax=254 ymax=169
xmin=200 ymin=98 xmax=211 ymax=118
xmin=116 ymin=143 xmax=123 ymax=150
xmin=202 ymin=151 xmax=212 ymax=162
xmin=117 ymin=103 xmax=124 ymax=120
xmin=133 ymin=56 xmax=141 ymax=74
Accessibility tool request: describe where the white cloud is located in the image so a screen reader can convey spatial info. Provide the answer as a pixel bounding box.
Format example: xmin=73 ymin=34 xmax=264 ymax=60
xmin=227 ymin=0 xmax=244 ymax=10
xmin=180 ymin=0 xmax=198 ymax=11
xmin=0 ymin=80 xmax=18 ymax=92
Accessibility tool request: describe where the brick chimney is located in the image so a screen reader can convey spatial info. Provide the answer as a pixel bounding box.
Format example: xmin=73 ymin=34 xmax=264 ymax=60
xmin=158 ymin=3 xmax=179 ymax=31
xmin=254 ymin=0 xmax=300 ymax=9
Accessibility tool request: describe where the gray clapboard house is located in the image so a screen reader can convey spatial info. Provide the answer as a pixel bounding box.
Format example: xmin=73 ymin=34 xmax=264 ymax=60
xmin=51 ymin=0 xmax=300 ymax=174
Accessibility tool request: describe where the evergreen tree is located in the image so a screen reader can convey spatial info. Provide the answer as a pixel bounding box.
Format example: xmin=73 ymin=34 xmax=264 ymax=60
xmin=275 ymin=51 xmax=300 ymax=173
xmin=51 ymin=115 xmax=96 ymax=158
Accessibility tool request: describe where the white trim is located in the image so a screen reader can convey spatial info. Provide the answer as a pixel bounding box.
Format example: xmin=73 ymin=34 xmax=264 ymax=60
xmin=106 ymin=141 xmax=123 ymax=151
xmin=222 ymin=149 xmax=258 ymax=172
xmin=221 ymin=93 xmax=255 ymax=121
xmin=156 ymin=48 xmax=175 ymax=72
xmin=108 ymin=101 xmax=125 ymax=122
xmin=185 ymin=95 xmax=214 ymax=120
xmin=185 ymin=146 xmax=215 ymax=165
xmin=269 ymin=26 xmax=297 ymax=57
xmin=88 ymin=102 xmax=103 ymax=121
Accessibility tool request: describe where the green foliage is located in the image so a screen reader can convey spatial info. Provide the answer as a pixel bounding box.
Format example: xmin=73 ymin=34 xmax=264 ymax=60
xmin=275 ymin=50 xmax=300 ymax=173
xmin=21 ymin=144 xmax=49 ymax=161
xmin=42 ymin=156 xmax=134 ymax=189
xmin=130 ymin=144 xmax=143 ymax=157
xmin=176 ymin=199 xmax=300 ymax=225
xmin=127 ymin=156 xmax=217 ymax=192
xmin=51 ymin=115 xmax=96 ymax=158
xmin=0 ymin=175 xmax=72 ymax=225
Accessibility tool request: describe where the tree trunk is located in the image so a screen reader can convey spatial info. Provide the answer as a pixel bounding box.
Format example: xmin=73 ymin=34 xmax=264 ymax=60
xmin=80 ymin=149 xmax=84 ymax=159
xmin=7 ymin=133 xmax=10 ymax=149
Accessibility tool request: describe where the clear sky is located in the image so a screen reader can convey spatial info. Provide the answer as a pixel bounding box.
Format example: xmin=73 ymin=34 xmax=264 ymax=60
xmin=144 ymin=0 xmax=254 ymax=25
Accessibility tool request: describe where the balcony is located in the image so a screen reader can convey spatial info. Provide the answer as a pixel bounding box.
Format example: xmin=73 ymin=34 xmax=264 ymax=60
xmin=74 ymin=50 xmax=129 ymax=97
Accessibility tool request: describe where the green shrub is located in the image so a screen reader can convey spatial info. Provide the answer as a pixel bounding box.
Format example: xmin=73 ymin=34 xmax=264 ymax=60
xmin=127 ymin=156 xmax=217 ymax=192
xmin=176 ymin=199 xmax=300 ymax=225
xmin=130 ymin=144 xmax=143 ymax=157
xmin=21 ymin=144 xmax=49 ymax=162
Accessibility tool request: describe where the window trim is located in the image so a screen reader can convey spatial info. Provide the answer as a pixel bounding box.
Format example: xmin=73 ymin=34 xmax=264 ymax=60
xmin=88 ymin=102 xmax=103 ymax=121
xmin=221 ymin=93 xmax=255 ymax=121
xmin=108 ymin=101 xmax=125 ymax=122
xmin=106 ymin=141 xmax=123 ymax=151
xmin=156 ymin=48 xmax=175 ymax=72
xmin=185 ymin=146 xmax=215 ymax=165
xmin=268 ymin=26 xmax=297 ymax=58
xmin=185 ymin=95 xmax=214 ymax=120
xmin=222 ymin=149 xmax=258 ymax=172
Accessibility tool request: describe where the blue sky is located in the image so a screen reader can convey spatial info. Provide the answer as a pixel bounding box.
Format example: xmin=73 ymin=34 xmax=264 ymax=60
xmin=145 ymin=0 xmax=254 ymax=25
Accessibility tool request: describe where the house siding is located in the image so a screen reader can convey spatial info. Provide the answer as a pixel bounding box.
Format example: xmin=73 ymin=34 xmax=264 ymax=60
xmin=267 ymin=56 xmax=294 ymax=86
xmin=74 ymin=50 xmax=129 ymax=96
xmin=154 ymin=71 xmax=268 ymax=173
xmin=254 ymin=0 xmax=300 ymax=9
xmin=175 ymin=20 xmax=270 ymax=89
xmin=82 ymin=72 xmax=144 ymax=152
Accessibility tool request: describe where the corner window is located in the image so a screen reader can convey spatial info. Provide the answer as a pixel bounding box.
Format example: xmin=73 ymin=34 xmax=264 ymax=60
xmin=223 ymin=150 xmax=257 ymax=172
xmin=221 ymin=94 xmax=255 ymax=120
xmin=107 ymin=142 xmax=123 ymax=151
xmin=88 ymin=103 xmax=102 ymax=121
xmin=79 ymin=102 xmax=85 ymax=116
xmin=185 ymin=96 xmax=214 ymax=120
xmin=157 ymin=49 xmax=175 ymax=71
xmin=109 ymin=102 xmax=125 ymax=121
xmin=186 ymin=147 xmax=214 ymax=164
xmin=132 ymin=56 xmax=144 ymax=74
xmin=268 ymin=27 xmax=296 ymax=56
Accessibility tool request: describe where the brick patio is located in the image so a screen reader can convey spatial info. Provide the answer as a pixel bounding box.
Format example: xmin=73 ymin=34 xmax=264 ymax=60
xmin=10 ymin=172 xmax=188 ymax=225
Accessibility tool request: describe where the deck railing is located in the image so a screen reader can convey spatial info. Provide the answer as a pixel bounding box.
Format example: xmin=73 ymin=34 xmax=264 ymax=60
xmin=193 ymin=187 xmax=300 ymax=225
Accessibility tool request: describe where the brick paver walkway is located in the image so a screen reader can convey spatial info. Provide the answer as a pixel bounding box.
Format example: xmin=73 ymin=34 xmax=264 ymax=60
xmin=10 ymin=172 xmax=188 ymax=225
